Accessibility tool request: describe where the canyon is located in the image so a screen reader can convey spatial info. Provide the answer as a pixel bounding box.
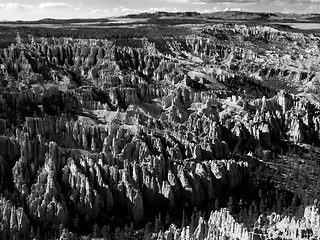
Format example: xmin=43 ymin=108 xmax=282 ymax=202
xmin=0 ymin=12 xmax=320 ymax=239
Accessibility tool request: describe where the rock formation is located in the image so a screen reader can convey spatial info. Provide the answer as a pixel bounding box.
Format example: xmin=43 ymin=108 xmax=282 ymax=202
xmin=0 ymin=18 xmax=319 ymax=239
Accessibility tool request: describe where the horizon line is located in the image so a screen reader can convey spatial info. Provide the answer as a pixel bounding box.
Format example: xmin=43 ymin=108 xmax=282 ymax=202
xmin=1 ymin=9 xmax=319 ymax=22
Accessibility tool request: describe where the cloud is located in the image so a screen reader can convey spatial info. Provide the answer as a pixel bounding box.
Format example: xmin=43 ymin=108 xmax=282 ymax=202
xmin=196 ymin=0 xmax=258 ymax=3
xmin=156 ymin=0 xmax=190 ymax=2
xmin=224 ymin=7 xmax=243 ymax=11
xmin=0 ymin=2 xmax=73 ymax=13
xmin=88 ymin=6 xmax=189 ymax=17
xmin=38 ymin=2 xmax=71 ymax=9
xmin=0 ymin=3 xmax=34 ymax=11
xmin=90 ymin=6 xmax=142 ymax=16
xmin=89 ymin=9 xmax=105 ymax=14
xmin=151 ymin=0 xmax=253 ymax=3
xmin=151 ymin=0 xmax=320 ymax=4
xmin=148 ymin=0 xmax=270 ymax=5
xmin=148 ymin=7 xmax=178 ymax=11
xmin=193 ymin=2 xmax=207 ymax=4
xmin=194 ymin=0 xmax=320 ymax=4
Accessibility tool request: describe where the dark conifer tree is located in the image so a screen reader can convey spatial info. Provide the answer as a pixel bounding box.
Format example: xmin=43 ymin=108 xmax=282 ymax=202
xmin=144 ymin=222 xmax=153 ymax=240
xmin=189 ymin=210 xmax=197 ymax=235
xmin=73 ymin=214 xmax=80 ymax=233
xmin=181 ymin=209 xmax=186 ymax=228
xmin=214 ymin=199 xmax=220 ymax=210
xmin=227 ymin=197 xmax=234 ymax=214
xmin=155 ymin=213 xmax=162 ymax=232
xmin=93 ymin=223 xmax=100 ymax=238
xmin=101 ymin=225 xmax=108 ymax=240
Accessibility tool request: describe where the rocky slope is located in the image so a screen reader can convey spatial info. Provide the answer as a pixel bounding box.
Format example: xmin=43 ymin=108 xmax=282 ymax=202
xmin=154 ymin=204 xmax=320 ymax=240
xmin=0 ymin=21 xmax=320 ymax=239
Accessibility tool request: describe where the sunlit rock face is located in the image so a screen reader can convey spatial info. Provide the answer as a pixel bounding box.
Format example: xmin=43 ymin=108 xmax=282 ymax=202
xmin=153 ymin=205 xmax=320 ymax=240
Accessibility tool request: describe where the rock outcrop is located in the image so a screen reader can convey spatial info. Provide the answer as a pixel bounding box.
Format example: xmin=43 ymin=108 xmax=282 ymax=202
xmin=0 ymin=20 xmax=320 ymax=238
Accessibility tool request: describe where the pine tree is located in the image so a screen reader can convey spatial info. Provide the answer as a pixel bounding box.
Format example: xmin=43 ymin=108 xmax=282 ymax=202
xmin=167 ymin=231 xmax=174 ymax=240
xmin=74 ymin=214 xmax=80 ymax=233
xmin=165 ymin=211 xmax=171 ymax=228
xmin=259 ymin=199 xmax=266 ymax=214
xmin=59 ymin=223 xmax=64 ymax=237
xmin=93 ymin=223 xmax=100 ymax=238
xmin=252 ymin=201 xmax=259 ymax=220
xmin=238 ymin=208 xmax=243 ymax=223
xmin=11 ymin=225 xmax=18 ymax=240
xmin=181 ymin=209 xmax=186 ymax=228
xmin=276 ymin=196 xmax=283 ymax=213
xmin=52 ymin=224 xmax=58 ymax=239
xmin=130 ymin=222 xmax=134 ymax=236
xmin=0 ymin=230 xmax=4 ymax=240
xmin=114 ymin=227 xmax=122 ymax=240
xmin=189 ymin=211 xmax=197 ymax=235
xmin=290 ymin=194 xmax=299 ymax=215
xmin=36 ymin=226 xmax=41 ymax=240
xmin=227 ymin=197 xmax=234 ymax=214
xmin=242 ymin=208 xmax=249 ymax=226
xmin=239 ymin=199 xmax=244 ymax=210
xmin=101 ymin=225 xmax=108 ymax=240
xmin=3 ymin=225 xmax=10 ymax=240
xmin=214 ymin=198 xmax=220 ymax=210
xmin=123 ymin=224 xmax=131 ymax=239
xmin=155 ymin=213 xmax=162 ymax=232
xmin=248 ymin=204 xmax=254 ymax=223
xmin=144 ymin=222 xmax=153 ymax=240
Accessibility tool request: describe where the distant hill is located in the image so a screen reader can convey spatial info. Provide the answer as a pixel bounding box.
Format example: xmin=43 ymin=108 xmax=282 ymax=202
xmin=122 ymin=11 xmax=201 ymax=19
xmin=206 ymin=11 xmax=320 ymax=22
xmin=122 ymin=10 xmax=320 ymax=23
xmin=2 ymin=11 xmax=320 ymax=25
xmin=203 ymin=11 xmax=277 ymax=20
xmin=2 ymin=18 xmax=111 ymax=25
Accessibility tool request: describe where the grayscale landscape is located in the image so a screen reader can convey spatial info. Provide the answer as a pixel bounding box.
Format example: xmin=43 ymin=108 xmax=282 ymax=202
xmin=1 ymin=1 xmax=320 ymax=239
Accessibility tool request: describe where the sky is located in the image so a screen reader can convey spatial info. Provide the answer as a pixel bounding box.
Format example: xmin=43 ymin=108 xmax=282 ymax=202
xmin=0 ymin=0 xmax=319 ymax=21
